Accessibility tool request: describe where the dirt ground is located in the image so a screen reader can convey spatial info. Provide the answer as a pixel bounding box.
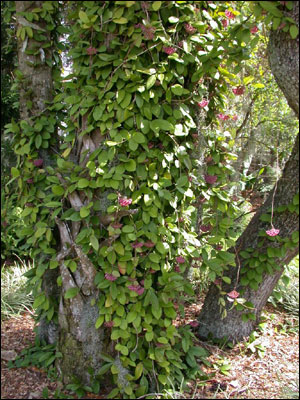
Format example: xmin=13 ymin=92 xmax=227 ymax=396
xmin=1 ymin=300 xmax=298 ymax=399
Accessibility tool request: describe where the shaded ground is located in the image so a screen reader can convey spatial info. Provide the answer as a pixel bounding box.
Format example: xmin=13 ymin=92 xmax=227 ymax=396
xmin=1 ymin=299 xmax=298 ymax=399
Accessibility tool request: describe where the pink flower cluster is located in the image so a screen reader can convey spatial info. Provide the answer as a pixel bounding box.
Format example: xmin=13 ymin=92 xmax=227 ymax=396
xmin=104 ymin=321 xmax=114 ymax=328
xmin=118 ymin=197 xmax=132 ymax=207
xmin=250 ymin=26 xmax=259 ymax=34
xmin=86 ymin=46 xmax=97 ymax=55
xmin=227 ymin=290 xmax=239 ymax=299
xmin=217 ymin=113 xmax=230 ymax=121
xmin=189 ymin=320 xmax=199 ymax=327
xmin=266 ymin=228 xmax=280 ymax=237
xmin=163 ymin=46 xmax=176 ymax=55
xmin=111 ymin=222 xmax=123 ymax=229
xmin=221 ymin=19 xmax=228 ymax=28
xmin=204 ymin=174 xmax=218 ymax=184
xmin=144 ymin=241 xmax=155 ymax=248
xmin=128 ymin=284 xmax=145 ymax=295
xmin=200 ymin=224 xmax=212 ymax=233
xmin=225 ymin=10 xmax=235 ymax=19
xmin=33 ymin=159 xmax=43 ymax=167
xmin=131 ymin=241 xmax=144 ymax=249
xmin=184 ymin=23 xmax=197 ymax=34
xmin=176 ymin=256 xmax=186 ymax=264
xmin=135 ymin=23 xmax=156 ymax=40
xmin=232 ymin=86 xmax=245 ymax=95
xmin=198 ymin=99 xmax=209 ymax=108
xmin=105 ymin=273 xmax=117 ymax=281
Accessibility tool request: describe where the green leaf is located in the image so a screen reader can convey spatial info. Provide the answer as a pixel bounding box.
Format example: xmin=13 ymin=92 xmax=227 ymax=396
xmin=158 ymin=374 xmax=167 ymax=385
xmin=150 ymin=119 xmax=174 ymax=132
xmin=132 ymin=131 xmax=145 ymax=144
xmin=35 ymin=134 xmax=42 ymax=149
xmin=77 ymin=178 xmax=90 ymax=188
xmin=125 ymin=159 xmax=136 ymax=172
xmin=152 ymin=1 xmax=162 ymax=11
xmin=113 ymin=17 xmax=128 ymax=24
xmin=290 ymin=25 xmax=299 ymax=39
xmin=222 ymin=276 xmax=231 ymax=284
xmin=79 ymin=10 xmax=90 ymax=24
xmin=171 ymin=84 xmax=183 ymax=96
xmin=146 ymin=75 xmax=157 ymax=90
xmin=135 ymin=362 xmax=143 ymax=379
xmin=52 ymin=185 xmax=65 ymax=196
xmin=90 ymin=235 xmax=99 ymax=251
xmin=80 ymin=206 xmax=90 ymax=218
xmin=114 ymin=242 xmax=124 ymax=255
xmin=64 ymin=287 xmax=80 ymax=299
xmin=11 ymin=167 xmax=20 ymax=178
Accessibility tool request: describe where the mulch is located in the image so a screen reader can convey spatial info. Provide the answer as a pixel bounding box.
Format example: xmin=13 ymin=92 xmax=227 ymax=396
xmin=1 ymin=301 xmax=299 ymax=399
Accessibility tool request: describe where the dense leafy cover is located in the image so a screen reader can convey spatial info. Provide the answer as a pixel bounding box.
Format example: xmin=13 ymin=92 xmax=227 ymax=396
xmin=3 ymin=0 xmax=298 ymax=397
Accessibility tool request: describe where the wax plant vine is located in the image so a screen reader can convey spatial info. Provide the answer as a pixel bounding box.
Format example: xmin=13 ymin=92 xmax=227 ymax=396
xmin=5 ymin=0 xmax=298 ymax=397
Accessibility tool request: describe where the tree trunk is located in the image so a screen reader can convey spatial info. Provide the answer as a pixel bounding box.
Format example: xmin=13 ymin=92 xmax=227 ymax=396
xmin=197 ymin=2 xmax=299 ymax=342
xmin=198 ymin=134 xmax=299 ymax=342
xmin=15 ymin=1 xmax=60 ymax=344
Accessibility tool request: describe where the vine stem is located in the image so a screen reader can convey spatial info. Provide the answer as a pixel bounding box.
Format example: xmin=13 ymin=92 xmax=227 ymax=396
xmin=270 ymin=141 xmax=279 ymax=229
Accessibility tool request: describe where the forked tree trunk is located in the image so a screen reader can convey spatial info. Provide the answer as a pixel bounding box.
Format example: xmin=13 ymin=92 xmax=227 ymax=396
xmin=198 ymin=1 xmax=299 ymax=342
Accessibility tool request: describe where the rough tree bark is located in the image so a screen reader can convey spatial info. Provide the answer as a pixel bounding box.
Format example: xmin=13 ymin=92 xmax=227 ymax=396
xmin=15 ymin=1 xmax=59 ymax=344
xmin=197 ymin=1 xmax=299 ymax=342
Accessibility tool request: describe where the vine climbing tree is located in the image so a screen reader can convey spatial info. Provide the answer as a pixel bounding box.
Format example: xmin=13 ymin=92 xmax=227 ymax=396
xmin=4 ymin=0 xmax=299 ymax=398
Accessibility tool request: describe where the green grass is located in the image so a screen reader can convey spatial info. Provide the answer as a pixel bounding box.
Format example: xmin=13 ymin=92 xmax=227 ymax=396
xmin=1 ymin=256 xmax=34 ymax=320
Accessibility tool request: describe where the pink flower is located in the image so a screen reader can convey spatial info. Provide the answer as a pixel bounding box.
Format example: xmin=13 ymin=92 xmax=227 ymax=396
xmin=189 ymin=320 xmax=199 ymax=327
xmin=250 ymin=26 xmax=259 ymax=34
xmin=225 ymin=10 xmax=235 ymax=19
xmin=232 ymin=86 xmax=245 ymax=95
xmin=221 ymin=19 xmax=228 ymax=28
xmin=105 ymin=273 xmax=117 ymax=281
xmin=232 ymin=114 xmax=238 ymax=121
xmin=204 ymin=175 xmax=217 ymax=184
xmin=215 ymin=244 xmax=223 ymax=251
xmin=104 ymin=321 xmax=114 ymax=328
xmin=144 ymin=241 xmax=155 ymax=248
xmin=198 ymin=99 xmax=209 ymax=108
xmin=111 ymin=222 xmax=123 ymax=229
xmin=26 ymin=178 xmax=34 ymax=184
xmin=86 ymin=47 xmax=97 ymax=55
xmin=200 ymin=224 xmax=212 ymax=233
xmin=227 ymin=290 xmax=239 ymax=299
xmin=188 ymin=175 xmax=193 ymax=182
xmin=217 ymin=113 xmax=230 ymax=121
xmin=33 ymin=159 xmax=43 ymax=167
xmin=214 ymin=278 xmax=222 ymax=285
xmin=184 ymin=23 xmax=197 ymax=34
xmin=266 ymin=228 xmax=280 ymax=237
xmin=131 ymin=241 xmax=144 ymax=248
xmin=118 ymin=197 xmax=132 ymax=207
xmin=176 ymin=256 xmax=185 ymax=264
xmin=178 ymin=40 xmax=184 ymax=48
xmin=136 ymin=287 xmax=145 ymax=295
xmin=163 ymin=46 xmax=176 ymax=55
xmin=128 ymin=284 xmax=144 ymax=295
xmin=174 ymin=265 xmax=181 ymax=273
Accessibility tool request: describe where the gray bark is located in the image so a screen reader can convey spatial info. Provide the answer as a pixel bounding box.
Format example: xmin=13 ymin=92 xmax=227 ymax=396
xmin=15 ymin=1 xmax=59 ymax=344
xmin=198 ymin=134 xmax=299 ymax=342
xmin=197 ymin=1 xmax=299 ymax=342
